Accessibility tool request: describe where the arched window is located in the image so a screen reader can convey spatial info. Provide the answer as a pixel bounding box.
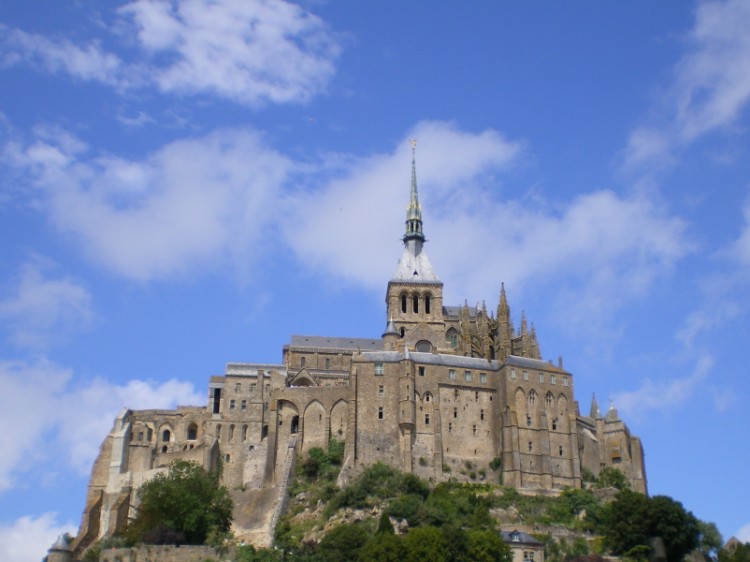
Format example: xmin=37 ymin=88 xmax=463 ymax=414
xmin=401 ymin=294 xmax=407 ymax=313
xmin=545 ymin=392 xmax=553 ymax=407
xmin=229 ymin=424 xmax=235 ymax=442
xmin=529 ymin=389 xmax=537 ymax=405
xmin=424 ymin=392 xmax=432 ymax=403
xmin=425 ymin=294 xmax=431 ymax=314
xmin=187 ymin=423 xmax=198 ymax=440
xmin=242 ymin=425 xmax=248 ymax=441
xmin=300 ymin=356 xmax=306 ymax=367
xmin=412 ymin=294 xmax=419 ymax=313
xmin=446 ymin=328 xmax=459 ymax=348
xmin=416 ymin=340 xmax=432 ymax=352
xmin=162 ymin=429 xmax=171 ymax=442
xmin=291 ymin=415 xmax=299 ymax=434
xmin=400 ymin=327 xmax=405 ymax=338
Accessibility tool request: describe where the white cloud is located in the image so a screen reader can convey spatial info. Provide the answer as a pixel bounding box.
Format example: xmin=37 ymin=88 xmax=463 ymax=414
xmin=737 ymin=523 xmax=750 ymax=542
xmin=0 ymin=513 xmax=76 ymax=562
xmin=0 ymin=258 xmax=92 ymax=350
xmin=624 ymin=0 xmax=750 ymax=171
xmin=612 ymin=353 xmax=713 ymax=419
xmin=0 ymin=358 xmax=203 ymax=491
xmin=8 ymin=127 xmax=291 ymax=281
xmin=0 ymin=0 xmax=339 ymax=107
xmin=287 ymin=121 xmax=691 ymax=333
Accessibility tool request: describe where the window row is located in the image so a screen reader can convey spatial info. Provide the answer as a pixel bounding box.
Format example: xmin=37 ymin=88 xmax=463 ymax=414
xmin=510 ymin=368 xmax=568 ymax=387
xmin=299 ymin=356 xmax=335 ymax=369
xmin=448 ymin=369 xmax=487 ymax=383
xmin=400 ymin=291 xmax=433 ymax=314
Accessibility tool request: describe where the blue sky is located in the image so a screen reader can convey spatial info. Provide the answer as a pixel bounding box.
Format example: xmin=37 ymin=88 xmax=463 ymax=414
xmin=1 ymin=1 xmax=749 ymax=560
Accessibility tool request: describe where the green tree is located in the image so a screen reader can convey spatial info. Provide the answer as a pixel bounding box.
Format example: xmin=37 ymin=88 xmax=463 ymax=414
xmin=595 ymin=467 xmax=630 ymax=491
xmin=719 ymin=542 xmax=750 ymax=562
xmin=698 ymin=520 xmax=723 ymax=559
xmin=126 ymin=460 xmax=232 ymax=545
xmin=601 ymin=490 xmax=699 ymax=562
xmin=357 ymin=532 xmax=405 ymax=562
xmin=403 ymin=526 xmax=449 ymax=562
xmin=316 ymin=523 xmax=370 ymax=562
xmin=466 ymin=528 xmax=512 ymax=562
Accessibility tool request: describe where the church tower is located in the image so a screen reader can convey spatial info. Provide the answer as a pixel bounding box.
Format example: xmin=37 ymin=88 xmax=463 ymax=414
xmin=385 ymin=141 xmax=445 ymax=352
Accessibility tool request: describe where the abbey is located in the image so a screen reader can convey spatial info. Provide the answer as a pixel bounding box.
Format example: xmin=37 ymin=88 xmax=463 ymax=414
xmin=68 ymin=145 xmax=646 ymax=555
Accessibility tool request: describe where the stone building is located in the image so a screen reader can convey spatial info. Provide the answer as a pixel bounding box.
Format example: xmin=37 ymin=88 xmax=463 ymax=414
xmin=67 ymin=144 xmax=647 ymax=557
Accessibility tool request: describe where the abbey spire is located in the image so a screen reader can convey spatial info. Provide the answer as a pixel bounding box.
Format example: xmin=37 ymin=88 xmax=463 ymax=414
xmin=391 ymin=140 xmax=439 ymax=282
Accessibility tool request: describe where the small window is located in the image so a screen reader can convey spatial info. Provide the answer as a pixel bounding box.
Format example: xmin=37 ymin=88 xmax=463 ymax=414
xmin=448 ymin=369 xmax=456 ymax=380
xmin=475 ymin=391 xmax=479 ymax=401
xmin=161 ymin=429 xmax=171 ymax=442
xmin=562 ymin=377 xmax=569 ymax=387
xmin=187 ymin=423 xmax=198 ymax=440
xmin=378 ymin=407 xmax=384 ymax=420
xmin=539 ymin=373 xmax=544 ymax=383
xmin=448 ymin=422 xmax=452 ymax=433
xmin=425 ymin=413 xmax=430 ymax=425
xmin=161 ymin=445 xmax=167 ymax=454
xmin=378 ymin=384 xmax=384 ymax=398
xmin=225 ymin=454 xmax=231 ymax=463
xmin=400 ymin=327 xmax=405 ymax=338
xmin=413 ymin=294 xmax=419 ymax=313
xmin=241 ymin=400 xmax=247 ymax=411
xmin=552 ymin=418 xmax=558 ymax=430
xmin=300 ymin=356 xmax=306 ymax=367
xmin=523 ymin=370 xmax=529 ymax=381
xmin=551 ymin=375 xmax=557 ymax=385
xmin=424 ymin=393 xmax=431 ymax=403
xmin=453 ymin=407 xmax=458 ymax=419
xmin=229 ymin=399 xmax=236 ymax=411
xmin=480 ymin=409 xmax=485 ymax=420
xmin=510 ymin=369 xmax=516 ymax=380
xmin=425 ymin=294 xmax=431 ymax=314
xmin=464 ymin=371 xmax=472 ymax=382
xmin=479 ymin=373 xmax=487 ymax=383
xmin=242 ymin=425 xmax=248 ymax=441
xmin=419 ymin=366 xmax=425 ymax=377
xmin=454 ymin=389 xmax=459 ymax=399
xmin=250 ymin=383 xmax=257 ymax=392
xmin=472 ymin=424 xmax=477 ymax=435
xmin=401 ymin=294 xmax=407 ymax=313
xmin=559 ymin=445 xmax=564 ymax=456
xmin=526 ymin=415 xmax=532 ymax=427
xmin=528 ymin=441 xmax=532 ymax=452
xmin=235 ymin=382 xmax=242 ymax=392
xmin=374 ymin=362 xmax=384 ymax=375
xmin=325 ymin=358 xmax=331 ymax=369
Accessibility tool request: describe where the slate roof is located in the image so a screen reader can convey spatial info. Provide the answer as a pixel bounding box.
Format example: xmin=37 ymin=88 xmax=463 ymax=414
xmin=289 ymin=335 xmax=383 ymax=351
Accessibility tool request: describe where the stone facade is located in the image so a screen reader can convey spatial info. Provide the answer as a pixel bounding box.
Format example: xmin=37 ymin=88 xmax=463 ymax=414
xmin=67 ymin=147 xmax=647 ymax=559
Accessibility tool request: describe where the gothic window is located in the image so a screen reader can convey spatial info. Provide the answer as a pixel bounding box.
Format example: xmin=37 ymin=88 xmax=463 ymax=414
xmin=545 ymin=392 xmax=553 ymax=407
xmin=425 ymin=294 xmax=431 ymax=314
xmin=529 ymin=389 xmax=537 ymax=405
xmin=446 ymin=328 xmax=459 ymax=348
xmin=187 ymin=423 xmax=198 ymax=440
xmin=374 ymin=362 xmax=384 ymax=375
xmin=412 ymin=294 xmax=419 ymax=313
xmin=401 ymin=294 xmax=407 ymax=313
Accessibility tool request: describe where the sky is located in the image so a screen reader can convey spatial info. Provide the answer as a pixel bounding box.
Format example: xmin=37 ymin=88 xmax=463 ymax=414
xmin=0 ymin=1 xmax=749 ymax=560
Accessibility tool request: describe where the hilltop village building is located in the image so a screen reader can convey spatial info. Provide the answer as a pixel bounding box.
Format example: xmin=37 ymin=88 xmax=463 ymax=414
xmin=69 ymin=146 xmax=647 ymax=554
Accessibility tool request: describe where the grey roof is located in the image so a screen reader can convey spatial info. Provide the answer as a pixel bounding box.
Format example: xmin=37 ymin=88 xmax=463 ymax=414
xmin=501 ymin=530 xmax=543 ymax=546
xmin=360 ymin=350 xmax=499 ymax=370
xmin=443 ymin=305 xmax=480 ymax=318
xmin=506 ymin=355 xmax=568 ymax=373
xmin=289 ymin=335 xmax=383 ymax=351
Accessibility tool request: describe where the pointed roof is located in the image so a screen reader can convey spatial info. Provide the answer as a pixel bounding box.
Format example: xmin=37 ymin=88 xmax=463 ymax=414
xmin=590 ymin=393 xmax=601 ymax=418
xmin=392 ymin=140 xmax=440 ymax=283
